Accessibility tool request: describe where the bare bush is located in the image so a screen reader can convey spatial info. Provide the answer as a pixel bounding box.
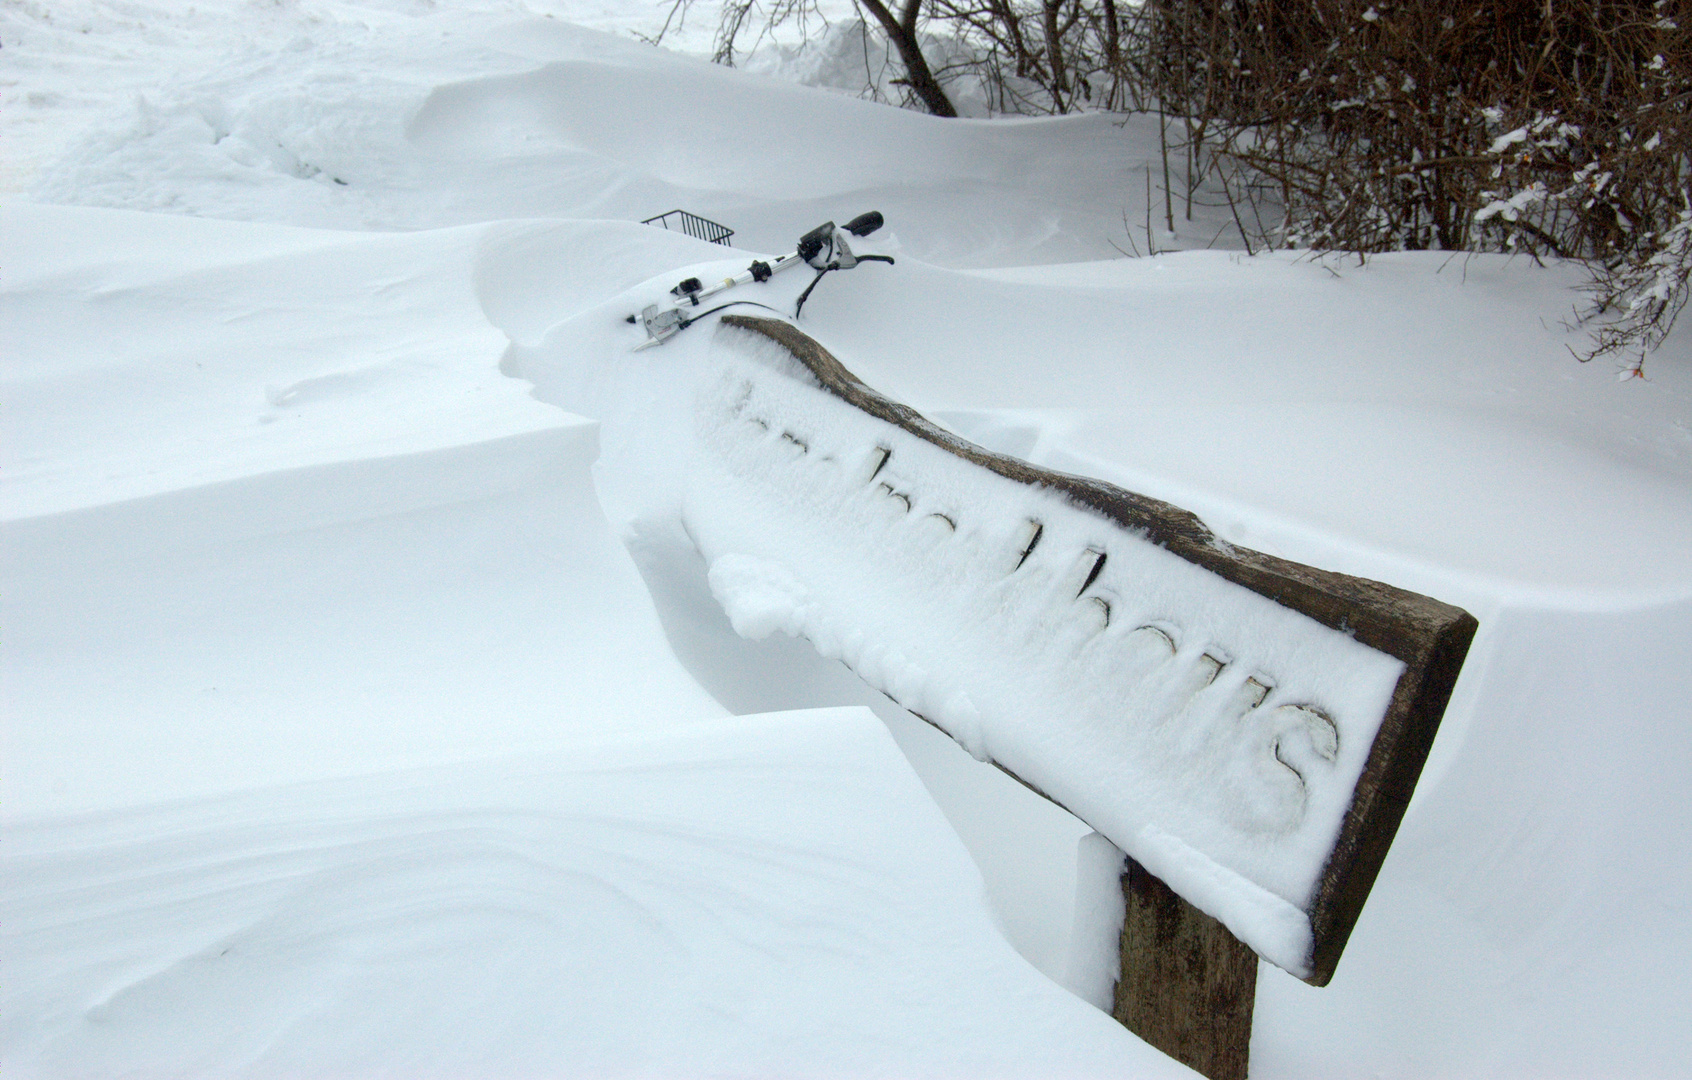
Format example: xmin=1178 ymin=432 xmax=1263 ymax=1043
xmin=659 ymin=0 xmax=1692 ymax=368
xmin=923 ymin=0 xmax=1141 ymax=113
xmin=1137 ymin=0 xmax=1691 ymax=371
xmin=668 ymin=0 xmax=1143 ymax=117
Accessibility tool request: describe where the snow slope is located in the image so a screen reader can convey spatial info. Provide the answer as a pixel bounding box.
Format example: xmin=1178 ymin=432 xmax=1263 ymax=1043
xmin=5 ymin=1 xmax=1691 ymax=1077
xmin=6 ymin=709 xmax=1194 ymax=1079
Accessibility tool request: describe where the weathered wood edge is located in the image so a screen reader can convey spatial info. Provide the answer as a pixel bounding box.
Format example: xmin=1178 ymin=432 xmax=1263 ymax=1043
xmin=1305 ymin=603 xmax=1474 ymax=983
xmin=1117 ymin=858 xmax=1256 ymax=1080
xmin=719 ymin=315 xmax=1477 ymax=984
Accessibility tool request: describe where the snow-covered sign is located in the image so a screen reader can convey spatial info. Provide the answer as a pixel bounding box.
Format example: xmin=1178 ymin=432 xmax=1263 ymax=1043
xmin=688 ymin=316 xmax=1476 ymax=994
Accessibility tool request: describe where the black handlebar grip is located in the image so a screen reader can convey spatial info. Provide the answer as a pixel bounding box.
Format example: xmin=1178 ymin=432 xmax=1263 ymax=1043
xmin=843 ymin=211 xmax=884 ymax=237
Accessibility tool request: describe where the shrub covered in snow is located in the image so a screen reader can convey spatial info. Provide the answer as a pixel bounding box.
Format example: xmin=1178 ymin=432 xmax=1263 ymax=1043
xmin=1132 ymin=0 xmax=1692 ymax=372
xmin=706 ymin=0 xmax=1692 ymax=369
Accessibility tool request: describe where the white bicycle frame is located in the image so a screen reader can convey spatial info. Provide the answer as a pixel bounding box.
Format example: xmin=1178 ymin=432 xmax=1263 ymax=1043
xmin=632 ymin=214 xmax=885 ymax=350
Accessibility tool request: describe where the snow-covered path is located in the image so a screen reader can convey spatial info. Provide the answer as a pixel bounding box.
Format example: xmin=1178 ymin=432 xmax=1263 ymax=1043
xmin=4 ymin=1 xmax=1690 ymax=1076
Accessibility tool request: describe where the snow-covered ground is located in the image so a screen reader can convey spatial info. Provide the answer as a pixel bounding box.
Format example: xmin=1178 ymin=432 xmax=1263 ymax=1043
xmin=4 ymin=1 xmax=1690 ymax=1077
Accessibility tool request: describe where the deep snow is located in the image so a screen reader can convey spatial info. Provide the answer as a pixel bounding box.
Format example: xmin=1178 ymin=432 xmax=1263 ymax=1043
xmin=684 ymin=321 xmax=1408 ymax=976
xmin=6 ymin=708 xmax=1196 ymax=1078
xmin=4 ymin=1 xmax=1691 ymax=1077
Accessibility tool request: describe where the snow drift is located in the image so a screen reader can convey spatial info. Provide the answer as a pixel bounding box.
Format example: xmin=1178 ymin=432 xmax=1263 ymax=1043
xmin=6 ymin=0 xmax=1691 ymax=1076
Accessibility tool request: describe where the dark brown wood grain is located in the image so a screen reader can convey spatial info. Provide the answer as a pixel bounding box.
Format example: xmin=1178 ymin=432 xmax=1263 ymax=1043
xmin=1117 ymin=858 xmax=1257 ymax=1080
xmin=721 ymin=314 xmax=1476 ymax=987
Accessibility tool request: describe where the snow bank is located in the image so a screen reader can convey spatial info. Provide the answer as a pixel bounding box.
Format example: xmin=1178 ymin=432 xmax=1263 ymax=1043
xmin=9 ymin=0 xmax=1692 ymax=1074
xmin=9 ymin=0 xmax=1200 ymax=266
xmin=1 ymin=202 xmax=725 ymax=818
xmin=2 ymin=203 xmax=564 ymax=520
xmin=3 ymin=708 xmax=1191 ymax=1079
xmin=1 ymin=420 xmax=731 ymax=818
xmin=787 ymin=250 xmax=1692 ymax=601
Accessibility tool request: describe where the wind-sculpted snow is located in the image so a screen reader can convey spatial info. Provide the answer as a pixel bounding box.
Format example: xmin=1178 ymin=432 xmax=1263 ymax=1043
xmin=3 ymin=710 xmax=1190 ymax=1079
xmin=14 ymin=0 xmax=1168 ymax=264
xmin=1 ymin=204 xmax=561 ymax=521
xmin=8 ymin=0 xmax=1692 ymax=1075
xmin=1 ymin=204 xmax=725 ymax=817
xmin=1 ymin=422 xmax=727 ymax=817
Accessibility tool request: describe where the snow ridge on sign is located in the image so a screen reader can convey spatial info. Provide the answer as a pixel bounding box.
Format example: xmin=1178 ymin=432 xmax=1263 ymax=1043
xmin=683 ymin=324 xmax=1407 ymax=976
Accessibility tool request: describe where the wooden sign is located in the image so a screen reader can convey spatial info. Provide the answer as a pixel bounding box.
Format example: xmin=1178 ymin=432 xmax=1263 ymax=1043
xmin=686 ymin=315 xmax=1476 ymax=1078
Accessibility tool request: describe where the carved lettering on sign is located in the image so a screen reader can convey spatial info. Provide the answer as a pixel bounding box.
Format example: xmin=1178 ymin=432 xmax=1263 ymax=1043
xmin=712 ymin=380 xmax=1365 ymax=846
xmin=697 ymin=315 xmax=1476 ymax=989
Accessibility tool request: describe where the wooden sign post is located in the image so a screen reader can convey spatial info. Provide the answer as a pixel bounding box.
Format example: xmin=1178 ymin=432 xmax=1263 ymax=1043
xmin=696 ymin=316 xmax=1476 ymax=1079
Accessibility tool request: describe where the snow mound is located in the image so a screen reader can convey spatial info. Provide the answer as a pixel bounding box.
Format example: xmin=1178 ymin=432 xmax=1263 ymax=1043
xmin=10 ymin=0 xmax=1692 ymax=1074
xmin=3 ymin=708 xmax=1191 ymax=1079
xmin=1 ymin=204 xmax=564 ymax=520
